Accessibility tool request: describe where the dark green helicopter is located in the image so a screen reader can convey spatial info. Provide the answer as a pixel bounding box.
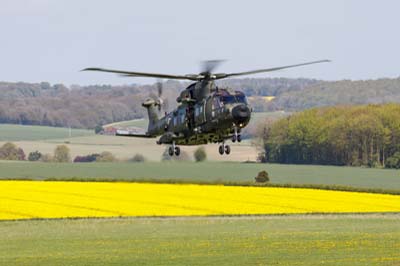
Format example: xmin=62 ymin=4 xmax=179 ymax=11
xmin=83 ymin=60 xmax=329 ymax=156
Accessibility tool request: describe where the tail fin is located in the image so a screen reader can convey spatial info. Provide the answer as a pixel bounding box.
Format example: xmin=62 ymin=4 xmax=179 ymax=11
xmin=142 ymin=98 xmax=160 ymax=132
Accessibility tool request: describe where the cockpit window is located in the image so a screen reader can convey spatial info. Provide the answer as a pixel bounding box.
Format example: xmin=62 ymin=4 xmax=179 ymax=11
xmin=235 ymin=95 xmax=247 ymax=104
xmin=220 ymin=95 xmax=236 ymax=104
xmin=220 ymin=94 xmax=247 ymax=104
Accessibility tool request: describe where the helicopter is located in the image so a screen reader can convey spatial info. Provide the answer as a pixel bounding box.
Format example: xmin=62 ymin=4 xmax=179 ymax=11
xmin=83 ymin=60 xmax=329 ymax=156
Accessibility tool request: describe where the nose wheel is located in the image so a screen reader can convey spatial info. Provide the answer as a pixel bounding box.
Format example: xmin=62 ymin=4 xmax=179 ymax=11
xmin=232 ymin=127 xmax=242 ymax=143
xmin=218 ymin=143 xmax=231 ymax=155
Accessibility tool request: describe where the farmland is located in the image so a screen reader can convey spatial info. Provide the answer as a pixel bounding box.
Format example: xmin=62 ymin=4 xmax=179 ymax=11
xmin=2 ymin=181 xmax=400 ymax=220
xmin=0 ymin=112 xmax=289 ymax=162
xmin=0 ymin=124 xmax=94 ymax=141
xmin=1 ymin=119 xmax=400 ymax=266
xmin=1 ymin=161 xmax=400 ymax=190
xmin=0 ymin=125 xmax=258 ymax=162
xmin=1 ymin=215 xmax=399 ymax=266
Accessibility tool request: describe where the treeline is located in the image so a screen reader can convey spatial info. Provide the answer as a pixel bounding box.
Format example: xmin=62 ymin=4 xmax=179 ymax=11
xmin=260 ymin=104 xmax=400 ymax=168
xmin=0 ymin=82 xmax=148 ymax=128
xmin=0 ymin=78 xmax=317 ymax=129
xmin=274 ymin=78 xmax=400 ymax=110
xmin=216 ymin=77 xmax=319 ymax=96
xmin=2 ymin=77 xmax=400 ymax=129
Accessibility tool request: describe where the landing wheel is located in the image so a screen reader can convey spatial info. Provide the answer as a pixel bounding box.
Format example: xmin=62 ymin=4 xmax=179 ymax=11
xmin=174 ymin=146 xmax=181 ymax=156
xmin=232 ymin=135 xmax=237 ymax=143
xmin=219 ymin=145 xmax=224 ymax=155
xmin=168 ymin=146 xmax=174 ymax=156
xmin=237 ymin=135 xmax=242 ymax=142
xmin=225 ymin=145 xmax=231 ymax=155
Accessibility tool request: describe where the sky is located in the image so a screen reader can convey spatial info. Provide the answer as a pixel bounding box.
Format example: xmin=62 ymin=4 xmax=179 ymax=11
xmin=1 ymin=0 xmax=399 ymax=85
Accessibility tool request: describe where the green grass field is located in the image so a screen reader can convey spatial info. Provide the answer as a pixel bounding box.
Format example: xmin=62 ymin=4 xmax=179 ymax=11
xmin=0 ymin=124 xmax=94 ymax=141
xmin=1 ymin=215 xmax=399 ymax=266
xmin=1 ymin=161 xmax=399 ymax=190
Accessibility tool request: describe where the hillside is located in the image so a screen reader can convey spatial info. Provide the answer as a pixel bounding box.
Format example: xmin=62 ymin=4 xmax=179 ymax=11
xmin=274 ymin=78 xmax=400 ymax=110
xmin=0 ymin=79 xmax=315 ymax=129
xmin=2 ymin=78 xmax=400 ymax=129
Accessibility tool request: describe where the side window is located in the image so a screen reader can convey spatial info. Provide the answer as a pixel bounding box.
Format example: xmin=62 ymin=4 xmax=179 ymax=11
xmin=213 ymin=97 xmax=220 ymax=110
xmin=180 ymin=112 xmax=185 ymax=123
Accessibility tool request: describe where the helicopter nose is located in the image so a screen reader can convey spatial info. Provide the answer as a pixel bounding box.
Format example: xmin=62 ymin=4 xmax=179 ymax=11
xmin=232 ymin=104 xmax=251 ymax=125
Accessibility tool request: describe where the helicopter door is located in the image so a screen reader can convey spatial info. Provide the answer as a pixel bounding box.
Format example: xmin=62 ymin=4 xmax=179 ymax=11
xmin=194 ymin=102 xmax=206 ymax=125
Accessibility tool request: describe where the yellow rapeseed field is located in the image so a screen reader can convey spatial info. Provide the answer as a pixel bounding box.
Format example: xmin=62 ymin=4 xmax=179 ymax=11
xmin=1 ymin=181 xmax=400 ymax=220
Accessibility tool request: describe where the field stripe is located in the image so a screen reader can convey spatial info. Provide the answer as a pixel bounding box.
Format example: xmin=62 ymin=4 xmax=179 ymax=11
xmin=1 ymin=181 xmax=400 ymax=220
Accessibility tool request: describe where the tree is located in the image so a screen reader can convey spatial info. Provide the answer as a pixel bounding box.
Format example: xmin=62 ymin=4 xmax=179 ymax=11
xmin=386 ymin=152 xmax=400 ymax=169
xmin=17 ymin=148 xmax=26 ymax=161
xmin=193 ymin=147 xmax=207 ymax=162
xmin=0 ymin=142 xmax=25 ymax=160
xmin=260 ymin=104 xmax=400 ymax=168
xmin=53 ymin=145 xmax=71 ymax=162
xmin=96 ymin=151 xmax=116 ymax=162
xmin=28 ymin=151 xmax=42 ymax=161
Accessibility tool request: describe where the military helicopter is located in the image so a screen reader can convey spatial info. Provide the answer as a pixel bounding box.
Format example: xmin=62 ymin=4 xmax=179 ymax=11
xmin=83 ymin=60 xmax=329 ymax=156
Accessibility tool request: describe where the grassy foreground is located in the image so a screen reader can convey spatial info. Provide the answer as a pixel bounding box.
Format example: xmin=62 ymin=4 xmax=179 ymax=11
xmin=1 ymin=215 xmax=399 ymax=266
xmin=1 ymin=161 xmax=399 ymax=190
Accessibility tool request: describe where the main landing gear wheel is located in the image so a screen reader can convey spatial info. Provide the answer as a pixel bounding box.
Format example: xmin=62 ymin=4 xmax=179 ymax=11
xmin=219 ymin=144 xmax=231 ymax=155
xmin=219 ymin=145 xmax=224 ymax=155
xmin=225 ymin=145 xmax=231 ymax=155
xmin=237 ymin=135 xmax=242 ymax=142
xmin=174 ymin=146 xmax=180 ymax=156
xmin=169 ymin=145 xmax=181 ymax=156
xmin=168 ymin=146 xmax=174 ymax=156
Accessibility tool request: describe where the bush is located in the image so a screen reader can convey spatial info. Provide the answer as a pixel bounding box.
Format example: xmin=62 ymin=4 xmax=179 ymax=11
xmin=255 ymin=170 xmax=270 ymax=183
xmin=0 ymin=142 xmax=25 ymax=161
xmin=96 ymin=151 xmax=117 ymax=162
xmin=53 ymin=145 xmax=71 ymax=163
xmin=73 ymin=153 xmax=100 ymax=163
xmin=28 ymin=151 xmax=42 ymax=161
xmin=17 ymin=148 xmax=26 ymax=161
xmin=40 ymin=154 xmax=53 ymax=162
xmin=94 ymin=125 xmax=103 ymax=134
xmin=193 ymin=147 xmax=207 ymax=162
xmin=130 ymin=154 xmax=146 ymax=163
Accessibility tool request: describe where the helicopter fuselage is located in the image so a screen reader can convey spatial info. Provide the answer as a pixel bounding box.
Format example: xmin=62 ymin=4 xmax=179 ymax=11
xmin=146 ymin=85 xmax=251 ymax=146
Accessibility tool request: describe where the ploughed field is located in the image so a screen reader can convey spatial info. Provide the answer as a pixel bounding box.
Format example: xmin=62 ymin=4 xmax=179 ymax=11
xmin=1 ymin=181 xmax=400 ymax=220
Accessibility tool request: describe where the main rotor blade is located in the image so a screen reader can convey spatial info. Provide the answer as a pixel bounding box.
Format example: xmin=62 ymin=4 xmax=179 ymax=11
xmin=214 ymin=59 xmax=331 ymax=79
xmin=82 ymin=67 xmax=201 ymax=81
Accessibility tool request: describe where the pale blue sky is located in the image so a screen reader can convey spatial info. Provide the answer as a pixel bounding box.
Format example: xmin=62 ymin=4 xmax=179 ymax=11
xmin=1 ymin=0 xmax=399 ymax=85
